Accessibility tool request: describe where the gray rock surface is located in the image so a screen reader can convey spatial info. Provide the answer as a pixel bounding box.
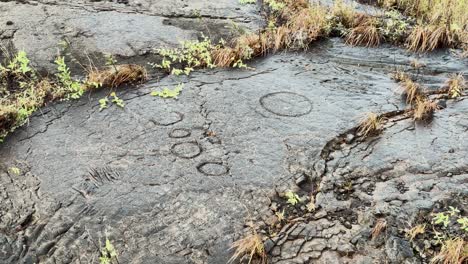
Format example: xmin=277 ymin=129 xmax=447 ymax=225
xmin=0 ymin=0 xmax=262 ymax=71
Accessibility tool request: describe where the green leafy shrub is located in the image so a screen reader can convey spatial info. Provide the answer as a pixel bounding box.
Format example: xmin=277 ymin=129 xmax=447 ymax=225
xmin=150 ymin=37 xmax=216 ymax=76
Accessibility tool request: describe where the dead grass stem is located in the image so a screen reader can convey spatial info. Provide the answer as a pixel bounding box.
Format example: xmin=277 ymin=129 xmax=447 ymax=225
xmin=229 ymin=230 xmax=266 ymax=264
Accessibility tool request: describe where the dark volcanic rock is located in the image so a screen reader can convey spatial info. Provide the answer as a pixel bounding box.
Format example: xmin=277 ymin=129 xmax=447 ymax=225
xmin=0 ymin=1 xmax=467 ymax=262
xmin=0 ymin=0 xmax=262 ymax=71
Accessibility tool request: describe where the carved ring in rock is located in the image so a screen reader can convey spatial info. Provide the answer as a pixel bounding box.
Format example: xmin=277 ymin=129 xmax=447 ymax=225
xmin=170 ymin=141 xmax=202 ymax=159
xmin=169 ymin=128 xmax=191 ymax=138
xmin=260 ymin=92 xmax=312 ymax=117
xmin=151 ymin=112 xmax=184 ymax=126
xmin=197 ymin=161 xmax=229 ymax=176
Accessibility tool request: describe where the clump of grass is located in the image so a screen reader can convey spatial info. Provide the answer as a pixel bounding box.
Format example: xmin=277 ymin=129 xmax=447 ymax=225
xmin=391 ymin=70 xmax=410 ymax=82
xmin=287 ymin=4 xmax=330 ymax=48
xmin=358 ymin=112 xmax=384 ymax=137
xmin=446 ymin=73 xmax=466 ymax=99
xmin=212 ymin=33 xmax=266 ymax=68
xmin=400 ymin=78 xmax=424 ymax=105
xmin=377 ymin=0 xmax=467 ymax=52
xmin=331 ymin=0 xmax=357 ymax=29
xmin=346 ymin=17 xmax=382 ymax=47
xmin=229 ymin=230 xmax=266 ymax=264
xmin=430 ymin=237 xmax=467 ymax=264
xmin=406 ymin=25 xmax=456 ymax=52
xmin=371 ymin=218 xmax=387 ymax=240
xmin=378 ymin=0 xmax=467 ymax=28
xmin=87 ymin=64 xmax=147 ymax=88
xmin=413 ymin=98 xmax=439 ymax=121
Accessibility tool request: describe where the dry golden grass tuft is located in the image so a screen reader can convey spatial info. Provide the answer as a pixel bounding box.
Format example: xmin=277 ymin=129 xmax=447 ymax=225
xmin=404 ymin=224 xmax=426 ymax=241
xmin=87 ymin=64 xmax=147 ymax=88
xmin=371 ymin=218 xmax=387 ymax=240
xmin=410 ymin=59 xmax=426 ymax=70
xmin=358 ymin=112 xmax=384 ymax=137
xmin=400 ymin=79 xmax=424 ymax=105
xmin=287 ymin=5 xmax=329 ymax=48
xmin=391 ymin=70 xmax=410 ymax=82
xmin=273 ymin=26 xmax=291 ymax=52
xmin=446 ymin=73 xmax=466 ymax=98
xmin=332 ymin=0 xmax=357 ymax=28
xmin=431 ymin=237 xmax=467 ymax=264
xmin=413 ymin=98 xmax=439 ymax=121
xmin=346 ymin=17 xmax=382 ymax=47
xmin=406 ymin=25 xmax=455 ymax=52
xmin=229 ymin=230 xmax=266 ymax=264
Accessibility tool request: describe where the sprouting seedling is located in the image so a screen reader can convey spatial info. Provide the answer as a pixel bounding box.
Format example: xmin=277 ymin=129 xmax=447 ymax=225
xmin=55 ymin=56 xmax=84 ymax=100
xmin=432 ymin=212 xmax=450 ymax=227
xmin=275 ymin=210 xmax=285 ymax=222
xmin=110 ymin=92 xmax=124 ymax=108
xmin=457 ymin=217 xmax=468 ymax=232
xmin=99 ymin=97 xmax=109 ymax=111
xmin=4 ymin=50 xmax=32 ymax=75
xmin=99 ymin=238 xmax=118 ymax=264
xmin=285 ymin=190 xmax=301 ymax=206
xmin=151 ymin=83 xmax=184 ymax=99
xmin=9 ymin=167 xmax=20 ymax=175
xmin=105 ymin=54 xmax=118 ymax=73
xmin=447 ymin=206 xmax=460 ymax=216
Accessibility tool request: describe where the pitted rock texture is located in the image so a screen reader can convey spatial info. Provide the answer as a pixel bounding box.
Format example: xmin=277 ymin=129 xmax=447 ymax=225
xmin=0 ymin=37 xmax=467 ymax=264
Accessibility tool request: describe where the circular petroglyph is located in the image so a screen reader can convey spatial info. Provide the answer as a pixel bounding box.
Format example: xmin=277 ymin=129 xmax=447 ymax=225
xmin=169 ymin=128 xmax=191 ymax=138
xmin=151 ymin=112 xmax=183 ymax=126
xmin=260 ymin=92 xmax=312 ymax=117
xmin=197 ymin=162 xmax=229 ymax=176
xmin=171 ymin=142 xmax=202 ymax=159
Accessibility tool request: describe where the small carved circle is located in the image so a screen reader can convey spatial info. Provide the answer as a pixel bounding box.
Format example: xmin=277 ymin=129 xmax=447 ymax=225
xmin=197 ymin=162 xmax=229 ymax=176
xmin=169 ymin=128 xmax=191 ymax=138
xmin=171 ymin=142 xmax=202 ymax=159
xmin=151 ymin=112 xmax=184 ymax=126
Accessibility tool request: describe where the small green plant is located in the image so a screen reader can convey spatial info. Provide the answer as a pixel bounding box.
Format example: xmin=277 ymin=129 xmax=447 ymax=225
xmin=150 ymin=37 xmax=216 ymax=76
xmin=275 ymin=210 xmax=285 ymax=223
xmin=448 ymin=206 xmax=460 ymax=217
xmin=151 ymin=83 xmax=184 ymax=98
xmin=456 ymin=217 xmax=468 ymax=232
xmin=105 ymin=54 xmax=118 ymax=72
xmin=239 ymin=0 xmax=256 ymax=4
xmin=99 ymin=97 xmax=109 ymax=111
xmin=432 ymin=212 xmax=450 ymax=227
xmin=5 ymin=50 xmax=32 ymax=75
xmin=110 ymin=92 xmax=125 ymax=108
xmin=285 ymin=191 xmax=301 ymax=206
xmin=54 ymin=56 xmax=84 ymax=100
xmin=381 ymin=10 xmax=409 ymax=43
xmin=9 ymin=167 xmax=20 ymax=175
xmin=265 ymin=0 xmax=285 ymax=11
xmin=99 ymin=238 xmax=118 ymax=264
